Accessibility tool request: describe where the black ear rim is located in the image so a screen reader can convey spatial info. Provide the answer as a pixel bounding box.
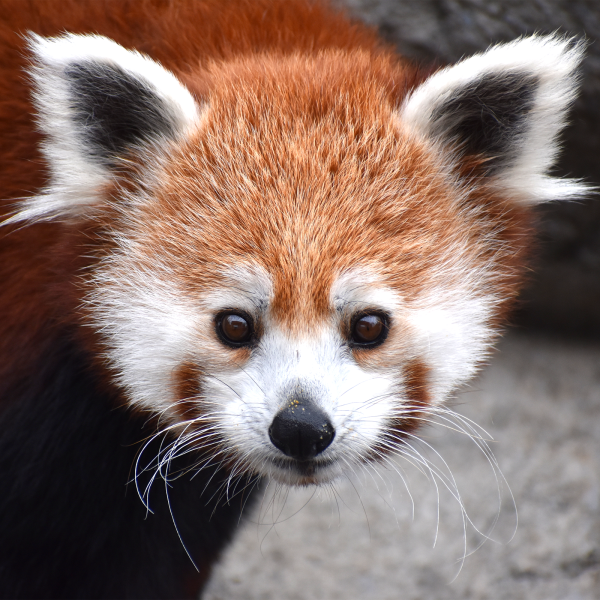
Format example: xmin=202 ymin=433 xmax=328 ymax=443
xmin=429 ymin=71 xmax=539 ymax=174
xmin=65 ymin=61 xmax=181 ymax=167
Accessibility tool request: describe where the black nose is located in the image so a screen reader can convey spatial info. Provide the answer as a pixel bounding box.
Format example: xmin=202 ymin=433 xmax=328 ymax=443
xmin=269 ymin=398 xmax=335 ymax=461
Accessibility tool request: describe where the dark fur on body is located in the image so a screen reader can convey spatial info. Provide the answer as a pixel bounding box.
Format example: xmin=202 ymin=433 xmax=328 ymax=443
xmin=0 ymin=327 xmax=257 ymax=598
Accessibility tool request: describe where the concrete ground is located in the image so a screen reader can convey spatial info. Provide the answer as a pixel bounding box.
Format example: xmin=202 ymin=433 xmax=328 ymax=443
xmin=204 ymin=332 xmax=600 ymax=599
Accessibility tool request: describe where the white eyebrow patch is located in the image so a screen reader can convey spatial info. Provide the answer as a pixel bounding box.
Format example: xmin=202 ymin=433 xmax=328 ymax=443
xmin=330 ymin=267 xmax=402 ymax=313
xmin=202 ymin=263 xmax=273 ymax=314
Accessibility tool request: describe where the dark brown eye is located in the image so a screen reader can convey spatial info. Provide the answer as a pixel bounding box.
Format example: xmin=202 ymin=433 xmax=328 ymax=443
xmin=216 ymin=312 xmax=253 ymax=347
xmin=351 ymin=313 xmax=388 ymax=347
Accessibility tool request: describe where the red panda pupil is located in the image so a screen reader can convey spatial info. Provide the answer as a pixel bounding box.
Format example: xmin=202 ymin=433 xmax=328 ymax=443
xmin=220 ymin=313 xmax=251 ymax=343
xmin=353 ymin=314 xmax=384 ymax=344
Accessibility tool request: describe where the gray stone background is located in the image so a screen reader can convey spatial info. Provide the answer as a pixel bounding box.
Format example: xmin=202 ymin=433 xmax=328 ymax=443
xmin=204 ymin=2 xmax=600 ymax=598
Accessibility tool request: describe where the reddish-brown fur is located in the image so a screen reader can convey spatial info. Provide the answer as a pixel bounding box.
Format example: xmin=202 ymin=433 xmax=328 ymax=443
xmin=0 ymin=0 xmax=384 ymax=410
xmin=89 ymin=50 xmax=528 ymax=345
xmin=0 ymin=0 xmax=531 ymax=415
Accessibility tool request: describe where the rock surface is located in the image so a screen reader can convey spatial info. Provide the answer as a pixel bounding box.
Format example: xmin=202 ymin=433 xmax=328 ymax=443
xmin=340 ymin=0 xmax=600 ymax=336
xmin=204 ymin=333 xmax=600 ymax=599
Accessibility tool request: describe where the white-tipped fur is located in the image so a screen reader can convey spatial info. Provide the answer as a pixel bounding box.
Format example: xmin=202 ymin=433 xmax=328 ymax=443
xmin=4 ymin=33 xmax=198 ymax=224
xmin=331 ymin=267 xmax=402 ymax=314
xmin=400 ymin=35 xmax=586 ymax=203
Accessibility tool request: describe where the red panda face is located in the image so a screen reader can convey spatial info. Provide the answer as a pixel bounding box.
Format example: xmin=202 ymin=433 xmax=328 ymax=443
xmin=12 ymin=34 xmax=584 ymax=485
xmin=83 ymin=54 xmax=500 ymax=485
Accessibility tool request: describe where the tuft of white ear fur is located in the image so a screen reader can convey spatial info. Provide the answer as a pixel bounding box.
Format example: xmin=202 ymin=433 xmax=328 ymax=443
xmin=400 ymin=35 xmax=586 ymax=204
xmin=5 ymin=33 xmax=199 ymax=224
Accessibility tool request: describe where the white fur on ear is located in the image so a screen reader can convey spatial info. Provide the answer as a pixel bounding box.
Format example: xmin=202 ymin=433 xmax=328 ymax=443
xmin=6 ymin=33 xmax=199 ymax=224
xmin=400 ymin=35 xmax=587 ymax=204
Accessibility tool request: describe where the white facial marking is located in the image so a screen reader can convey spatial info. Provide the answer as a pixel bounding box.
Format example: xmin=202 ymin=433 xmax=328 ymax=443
xmin=405 ymin=293 xmax=495 ymax=403
xmin=87 ymin=264 xmax=202 ymax=416
xmin=202 ymin=264 xmax=273 ymax=315
xmin=331 ymin=267 xmax=402 ymax=314
xmin=211 ymin=324 xmax=397 ymax=485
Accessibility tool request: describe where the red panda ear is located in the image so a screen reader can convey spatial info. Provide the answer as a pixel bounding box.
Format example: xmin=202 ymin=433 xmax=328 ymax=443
xmin=399 ymin=35 xmax=587 ymax=204
xmin=7 ymin=33 xmax=199 ymax=224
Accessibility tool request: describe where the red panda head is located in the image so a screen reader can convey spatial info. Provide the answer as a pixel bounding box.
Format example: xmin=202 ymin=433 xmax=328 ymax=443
xmin=10 ymin=33 xmax=584 ymax=485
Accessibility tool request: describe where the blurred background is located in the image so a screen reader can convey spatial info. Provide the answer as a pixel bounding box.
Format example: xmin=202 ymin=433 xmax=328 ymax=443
xmin=204 ymin=1 xmax=600 ymax=598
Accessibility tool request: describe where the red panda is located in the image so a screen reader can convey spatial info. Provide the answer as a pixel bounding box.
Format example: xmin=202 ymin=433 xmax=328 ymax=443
xmin=0 ymin=0 xmax=585 ymax=597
